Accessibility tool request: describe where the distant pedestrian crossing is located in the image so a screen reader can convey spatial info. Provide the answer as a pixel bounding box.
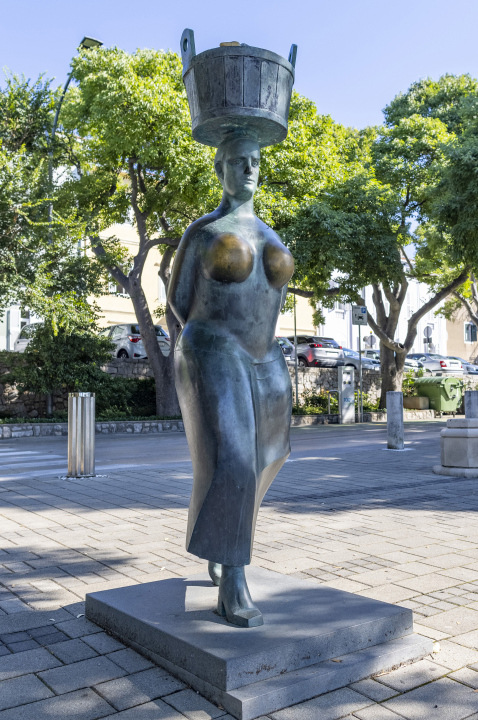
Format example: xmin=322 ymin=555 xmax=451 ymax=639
xmin=0 ymin=445 xmax=67 ymax=477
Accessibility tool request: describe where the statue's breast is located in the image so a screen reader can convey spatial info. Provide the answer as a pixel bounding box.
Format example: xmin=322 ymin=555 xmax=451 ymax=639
xmin=202 ymin=231 xmax=294 ymax=289
xmin=203 ymin=233 xmax=254 ymax=284
xmin=263 ymin=239 xmax=294 ymax=289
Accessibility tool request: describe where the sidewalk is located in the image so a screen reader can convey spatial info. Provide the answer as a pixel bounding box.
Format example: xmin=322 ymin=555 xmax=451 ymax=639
xmin=1 ymin=423 xmax=478 ymax=718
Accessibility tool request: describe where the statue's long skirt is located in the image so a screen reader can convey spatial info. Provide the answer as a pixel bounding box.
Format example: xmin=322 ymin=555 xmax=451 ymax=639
xmin=175 ymin=324 xmax=292 ymax=566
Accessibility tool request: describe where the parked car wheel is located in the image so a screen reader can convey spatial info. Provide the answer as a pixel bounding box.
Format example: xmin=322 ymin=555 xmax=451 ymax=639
xmin=298 ymin=357 xmax=308 ymax=367
xmin=118 ymin=349 xmax=129 ymax=359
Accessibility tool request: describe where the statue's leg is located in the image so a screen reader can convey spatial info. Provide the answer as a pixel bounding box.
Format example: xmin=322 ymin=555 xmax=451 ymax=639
xmin=208 ymin=561 xmax=222 ymax=586
xmin=217 ymin=565 xmax=263 ymax=627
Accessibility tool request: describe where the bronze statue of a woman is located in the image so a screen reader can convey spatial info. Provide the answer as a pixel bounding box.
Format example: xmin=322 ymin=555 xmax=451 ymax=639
xmin=169 ymin=32 xmax=297 ymax=628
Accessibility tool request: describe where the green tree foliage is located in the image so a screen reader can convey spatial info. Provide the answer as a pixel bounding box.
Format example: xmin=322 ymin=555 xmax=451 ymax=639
xmin=59 ymin=48 xmax=358 ymax=414
xmin=4 ymin=322 xmax=113 ymax=399
xmin=58 ymin=47 xmax=219 ymax=416
xmin=0 ymin=74 xmax=53 ymax=311
xmin=284 ymin=76 xmax=476 ymax=404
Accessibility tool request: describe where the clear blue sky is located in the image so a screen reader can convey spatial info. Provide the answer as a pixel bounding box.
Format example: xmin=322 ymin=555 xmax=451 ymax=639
xmin=2 ymin=0 xmax=477 ymax=129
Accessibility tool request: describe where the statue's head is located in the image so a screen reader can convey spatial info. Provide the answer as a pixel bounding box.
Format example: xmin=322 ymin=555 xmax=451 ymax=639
xmin=214 ymin=135 xmax=260 ymax=201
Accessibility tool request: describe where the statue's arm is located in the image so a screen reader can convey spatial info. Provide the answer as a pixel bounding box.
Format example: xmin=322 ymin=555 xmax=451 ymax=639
xmin=168 ymin=232 xmax=197 ymax=326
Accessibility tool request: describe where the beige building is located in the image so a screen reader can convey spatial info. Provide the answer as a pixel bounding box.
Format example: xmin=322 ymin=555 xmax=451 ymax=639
xmin=97 ymin=223 xmax=317 ymax=337
xmin=97 ymin=224 xmax=167 ymax=329
xmin=446 ymin=305 xmax=478 ymax=362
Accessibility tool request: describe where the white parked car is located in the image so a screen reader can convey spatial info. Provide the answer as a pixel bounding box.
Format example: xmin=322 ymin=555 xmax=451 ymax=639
xmin=448 ymin=356 xmax=478 ymax=375
xmin=99 ymin=323 xmax=170 ymax=359
xmin=13 ymin=323 xmax=41 ymax=352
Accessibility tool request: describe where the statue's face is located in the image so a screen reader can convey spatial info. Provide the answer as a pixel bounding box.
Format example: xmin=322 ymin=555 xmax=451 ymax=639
xmin=216 ymin=138 xmax=260 ymax=200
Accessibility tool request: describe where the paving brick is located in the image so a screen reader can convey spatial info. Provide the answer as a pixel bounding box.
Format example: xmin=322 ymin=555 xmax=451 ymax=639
xmin=106 ymin=647 xmax=154 ymax=673
xmin=353 ymin=705 xmax=404 ymax=719
xmin=110 ymin=699 xmax=186 ymax=718
xmin=94 ymin=668 xmax=186 ymax=711
xmin=53 ymin=617 xmax=101 ymax=639
xmin=46 ymin=638 xmax=98 ymax=663
xmin=270 ymin=687 xmax=372 ymax=720
xmin=349 ymin=678 xmax=398 ymax=702
xmin=0 ymin=647 xmax=61 ymax=681
xmin=384 ymin=676 xmax=478 ymax=719
xmin=82 ymin=631 xmax=125 ymax=654
xmin=0 ymin=674 xmax=53 ymax=711
xmin=432 ymin=640 xmax=478 ymax=670
xmin=6 ymin=639 xmax=39 ymax=652
xmin=449 ymin=667 xmax=478 ymax=689
xmin=38 ymin=655 xmax=127 ymax=694
xmin=163 ymin=688 xmax=227 ymax=718
xmin=418 ymin=607 xmax=478 ymax=636
xmin=376 ymin=659 xmax=446 ymax=692
xmin=0 ymin=631 xmax=30 ymax=644
xmin=0 ymin=688 xmax=114 ymax=719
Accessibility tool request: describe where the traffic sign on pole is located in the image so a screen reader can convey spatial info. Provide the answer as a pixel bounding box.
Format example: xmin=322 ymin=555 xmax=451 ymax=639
xmin=352 ymin=305 xmax=368 ymax=326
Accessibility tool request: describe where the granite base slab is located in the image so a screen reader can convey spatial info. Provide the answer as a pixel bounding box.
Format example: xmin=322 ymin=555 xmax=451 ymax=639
xmin=85 ymin=567 xmax=432 ymax=720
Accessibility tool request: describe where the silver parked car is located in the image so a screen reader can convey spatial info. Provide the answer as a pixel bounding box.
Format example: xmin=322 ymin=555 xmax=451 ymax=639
xmin=287 ymin=335 xmax=344 ymax=368
xmin=100 ymin=324 xmax=170 ymax=359
xmin=343 ymin=348 xmax=378 ymax=371
xmin=362 ymin=349 xmax=423 ymax=370
xmin=407 ymin=353 xmax=463 ymax=375
xmin=276 ymin=336 xmax=296 ymax=365
xmin=448 ymin=356 xmax=478 ymax=375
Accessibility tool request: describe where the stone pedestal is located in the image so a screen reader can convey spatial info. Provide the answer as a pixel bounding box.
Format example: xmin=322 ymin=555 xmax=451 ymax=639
xmin=387 ymin=391 xmax=404 ymax=450
xmin=433 ymin=418 xmax=478 ymax=477
xmin=86 ymin=567 xmax=431 ymax=720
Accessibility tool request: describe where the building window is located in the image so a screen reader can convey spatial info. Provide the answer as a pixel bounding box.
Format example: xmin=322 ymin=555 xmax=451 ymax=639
xmin=465 ymin=322 xmax=477 ymax=343
xmin=109 ymin=266 xmax=130 ymax=297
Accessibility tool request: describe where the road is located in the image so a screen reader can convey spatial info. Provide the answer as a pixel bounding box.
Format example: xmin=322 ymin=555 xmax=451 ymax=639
xmin=0 ymin=419 xmax=447 ymax=479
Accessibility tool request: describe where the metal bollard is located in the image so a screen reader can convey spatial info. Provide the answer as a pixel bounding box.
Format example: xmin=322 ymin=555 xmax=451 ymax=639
xmin=387 ymin=391 xmax=404 ymax=450
xmin=465 ymin=390 xmax=478 ymax=419
xmin=68 ymin=392 xmax=95 ymax=477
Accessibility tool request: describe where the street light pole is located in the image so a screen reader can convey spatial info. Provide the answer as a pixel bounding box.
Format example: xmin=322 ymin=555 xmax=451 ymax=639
xmin=48 ymin=37 xmax=103 ymax=243
xmin=45 ymin=37 xmax=102 ymax=417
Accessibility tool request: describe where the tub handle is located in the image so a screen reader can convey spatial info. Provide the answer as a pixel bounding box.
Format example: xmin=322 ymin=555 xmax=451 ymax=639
xmin=181 ymin=29 xmax=196 ymax=73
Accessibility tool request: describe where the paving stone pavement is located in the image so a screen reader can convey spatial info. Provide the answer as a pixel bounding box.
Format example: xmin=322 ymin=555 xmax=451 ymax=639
xmin=2 ymin=422 xmax=478 ymax=718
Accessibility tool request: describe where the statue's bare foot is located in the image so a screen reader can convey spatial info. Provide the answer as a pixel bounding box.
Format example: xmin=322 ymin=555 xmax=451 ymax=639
xmin=217 ymin=565 xmax=263 ymax=628
xmin=208 ymin=561 xmax=222 ymax=586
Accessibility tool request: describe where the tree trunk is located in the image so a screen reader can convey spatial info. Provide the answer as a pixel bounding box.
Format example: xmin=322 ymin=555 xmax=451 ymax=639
xmin=379 ymin=344 xmax=406 ymax=408
xmin=129 ymin=281 xmax=180 ymax=417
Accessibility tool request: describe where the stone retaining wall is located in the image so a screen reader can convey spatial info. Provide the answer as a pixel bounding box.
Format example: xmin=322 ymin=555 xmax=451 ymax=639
xmin=0 ymin=358 xmax=67 ymax=419
xmin=0 ymin=419 xmax=184 ymax=439
xmin=101 ymin=359 xmax=383 ymax=403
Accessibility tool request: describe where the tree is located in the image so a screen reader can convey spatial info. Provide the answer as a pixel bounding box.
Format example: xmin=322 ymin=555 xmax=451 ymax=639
xmin=60 ymin=47 xmax=360 ymax=415
xmin=285 ymin=77 xmax=478 ymax=406
xmin=58 ymin=47 xmax=219 ymax=416
xmin=0 ymin=73 xmax=55 ymax=312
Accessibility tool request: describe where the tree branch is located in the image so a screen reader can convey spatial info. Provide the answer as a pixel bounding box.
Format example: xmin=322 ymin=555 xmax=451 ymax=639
xmin=286 ymin=286 xmax=341 ymax=299
xmin=453 ymin=290 xmax=478 ymax=326
xmin=404 ymin=266 xmax=472 ymax=350
xmin=365 ymin=311 xmax=405 ymax=353
xmin=159 ymin=246 xmax=175 ymax=293
xmin=147 ymin=236 xmax=180 ymax=250
xmin=89 ymin=237 xmax=130 ymax=291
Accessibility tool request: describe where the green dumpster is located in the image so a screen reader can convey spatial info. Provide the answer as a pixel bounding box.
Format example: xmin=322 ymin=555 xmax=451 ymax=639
xmin=413 ymin=376 xmax=463 ymax=415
